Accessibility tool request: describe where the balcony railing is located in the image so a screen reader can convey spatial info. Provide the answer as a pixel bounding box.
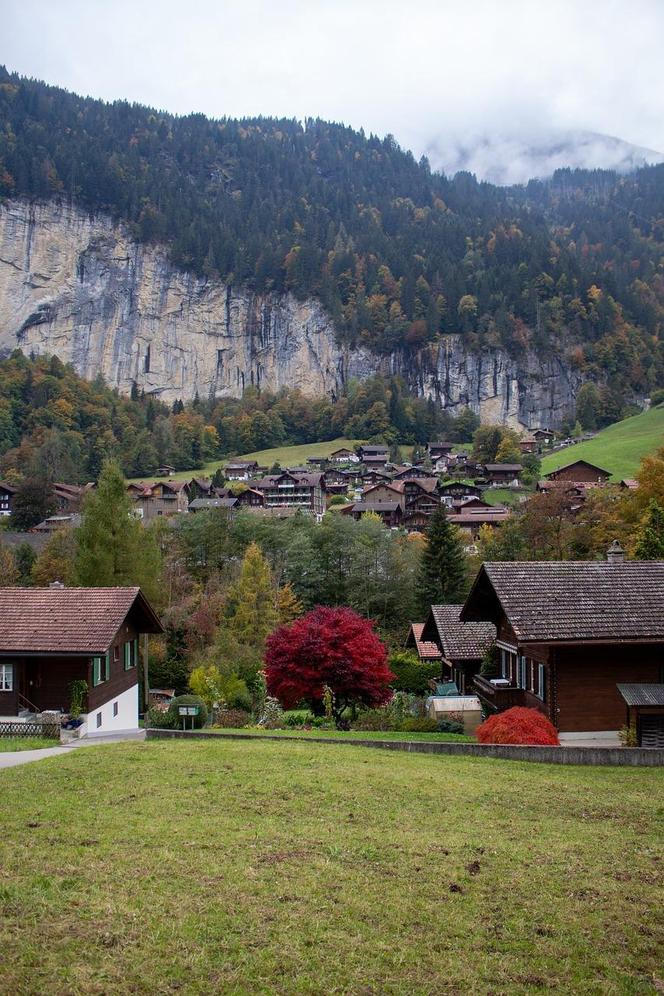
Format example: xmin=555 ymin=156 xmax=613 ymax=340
xmin=473 ymin=675 xmax=526 ymax=711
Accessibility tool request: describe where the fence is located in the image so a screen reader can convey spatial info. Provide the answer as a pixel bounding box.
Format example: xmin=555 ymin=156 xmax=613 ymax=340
xmin=0 ymin=721 xmax=60 ymax=739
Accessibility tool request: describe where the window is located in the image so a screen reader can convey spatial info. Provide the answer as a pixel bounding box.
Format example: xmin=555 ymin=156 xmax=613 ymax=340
xmin=113 ymin=701 xmax=119 ymax=718
xmin=537 ymin=663 xmax=546 ymax=702
xmin=124 ymin=639 xmax=138 ymax=671
xmin=0 ymin=664 xmax=13 ymax=692
xmin=113 ymin=645 xmax=120 ymax=663
xmin=96 ymin=712 xmax=102 ymax=729
xmin=92 ymin=654 xmax=109 ymax=687
xmin=518 ymin=656 xmax=527 ymax=690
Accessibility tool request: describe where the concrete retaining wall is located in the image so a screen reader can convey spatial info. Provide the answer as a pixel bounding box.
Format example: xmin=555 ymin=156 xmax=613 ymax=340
xmin=146 ymin=729 xmax=664 ymax=766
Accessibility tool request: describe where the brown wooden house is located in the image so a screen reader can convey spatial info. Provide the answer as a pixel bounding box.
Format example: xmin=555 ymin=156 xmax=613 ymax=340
xmin=405 ymin=623 xmax=443 ymax=664
xmin=343 ymin=501 xmax=403 ymax=528
xmin=461 ymin=549 xmax=664 ymax=740
xmin=544 ymin=460 xmax=611 ymax=485
xmin=420 ymin=605 xmax=496 ymax=693
xmin=0 ymin=480 xmax=17 ymax=518
xmin=0 ymin=586 xmax=163 ymax=735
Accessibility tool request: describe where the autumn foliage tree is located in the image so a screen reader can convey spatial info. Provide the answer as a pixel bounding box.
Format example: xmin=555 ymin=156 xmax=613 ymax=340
xmin=476 ymin=707 xmax=560 ymax=746
xmin=264 ymin=606 xmax=393 ymax=726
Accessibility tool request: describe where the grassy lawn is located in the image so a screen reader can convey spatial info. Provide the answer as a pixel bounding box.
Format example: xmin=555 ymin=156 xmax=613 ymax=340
xmin=1 ymin=740 xmax=662 ymax=993
xmin=0 ymin=737 xmax=59 ymax=751
xmin=483 ymin=486 xmax=528 ymax=507
xmin=203 ymin=728 xmax=473 ymax=742
xmin=541 ymin=404 xmax=664 ymax=480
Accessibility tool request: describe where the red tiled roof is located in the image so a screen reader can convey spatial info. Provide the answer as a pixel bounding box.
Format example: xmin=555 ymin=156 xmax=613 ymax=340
xmin=0 ymin=587 xmax=163 ymax=654
xmin=410 ymin=622 xmax=442 ymax=660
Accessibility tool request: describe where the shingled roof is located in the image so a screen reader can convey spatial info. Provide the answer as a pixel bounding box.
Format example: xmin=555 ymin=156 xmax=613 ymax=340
xmin=0 ymin=587 xmax=163 ymax=655
xmin=461 ymin=561 xmax=664 ymax=643
xmin=408 ymin=623 xmax=442 ymax=660
xmin=429 ymin=605 xmax=496 ymax=660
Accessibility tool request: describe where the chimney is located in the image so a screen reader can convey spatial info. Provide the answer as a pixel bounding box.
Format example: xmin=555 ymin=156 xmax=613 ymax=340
xmin=606 ymin=540 xmax=625 ymax=564
xmin=49 ymin=580 xmax=65 ymax=589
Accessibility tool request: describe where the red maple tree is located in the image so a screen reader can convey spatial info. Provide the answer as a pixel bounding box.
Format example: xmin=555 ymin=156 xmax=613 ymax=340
xmin=476 ymin=707 xmax=560 ymax=746
xmin=264 ymin=606 xmax=393 ymax=725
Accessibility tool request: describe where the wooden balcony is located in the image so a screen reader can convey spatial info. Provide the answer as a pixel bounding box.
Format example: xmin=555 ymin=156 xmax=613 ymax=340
xmin=473 ymin=675 xmax=526 ymax=712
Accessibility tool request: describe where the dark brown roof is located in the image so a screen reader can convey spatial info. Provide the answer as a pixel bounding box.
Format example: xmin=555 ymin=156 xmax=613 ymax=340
xmin=544 ymin=459 xmax=611 ymax=480
xmin=617 ymin=684 xmax=664 ymax=707
xmin=0 ymin=587 xmax=163 ymax=654
xmin=462 ymin=561 xmax=664 ymax=643
xmin=430 ymin=605 xmax=496 ymax=660
xmin=351 ymin=501 xmax=401 ymax=512
xmin=484 ymin=464 xmax=523 ymax=472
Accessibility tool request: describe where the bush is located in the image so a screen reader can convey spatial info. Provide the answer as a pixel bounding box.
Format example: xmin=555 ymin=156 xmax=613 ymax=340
xmin=146 ymin=707 xmax=176 ymax=729
xmin=352 ymin=708 xmax=396 ymax=731
xmin=388 ymin=651 xmax=439 ymax=694
xmin=166 ymin=694 xmax=208 ymax=729
xmin=212 ymin=708 xmax=252 ymax=729
xmin=399 ymin=717 xmax=439 ymax=733
xmin=437 ymin=718 xmax=465 ymax=735
xmin=258 ymin=696 xmax=284 ymax=730
xmin=476 ymin=707 xmax=559 ymax=746
xmin=649 ymin=388 xmax=664 ymax=407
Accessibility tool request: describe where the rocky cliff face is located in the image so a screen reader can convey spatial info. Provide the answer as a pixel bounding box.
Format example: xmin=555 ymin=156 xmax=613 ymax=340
xmin=0 ymin=199 xmax=580 ymax=427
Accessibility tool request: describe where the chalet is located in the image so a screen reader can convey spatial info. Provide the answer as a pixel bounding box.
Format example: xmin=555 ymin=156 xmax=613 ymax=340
xmin=307 ymin=456 xmax=328 ymax=467
xmin=405 ymin=623 xmax=442 ymax=664
xmin=0 ymin=586 xmax=163 ymax=735
xmin=343 ymin=501 xmax=403 ymax=528
xmin=483 ymin=463 xmax=522 ymax=486
xmin=391 ymin=465 xmax=438 ymax=481
xmin=128 ymin=480 xmax=189 ymax=521
xmin=361 ymin=453 xmax=389 ymax=470
xmin=188 ymin=497 xmax=238 ymax=514
xmin=461 ymin=547 xmax=664 ymax=743
xmin=225 ymin=461 xmax=259 ymax=481
xmin=321 ymin=469 xmax=350 ymax=496
xmin=188 ymin=477 xmax=214 ymax=499
xmin=250 ymin=472 xmax=326 ymax=519
xmin=53 ymin=482 xmax=93 ymax=514
xmin=427 ymin=441 xmax=454 ymax=460
xmin=447 ymin=506 xmax=510 ymax=541
xmin=518 ymin=435 xmax=537 ymax=454
xmin=328 ymin=447 xmax=359 ymax=463
xmin=155 ymin=464 xmax=176 ymax=477
xmin=439 ymin=481 xmax=483 ymax=507
xmin=235 ymin=487 xmax=266 ymax=508
xmin=33 ymin=514 xmax=80 ymax=533
xmin=357 ymin=444 xmax=389 ymax=460
xmin=361 ymin=482 xmax=405 ymax=510
xmin=544 ymin=460 xmax=611 ymax=485
xmin=531 ymin=428 xmax=555 ymax=442
xmin=357 ymin=469 xmax=392 ymax=487
xmin=620 ymin=479 xmax=639 ymax=491
xmin=419 ymin=604 xmax=495 ymax=694
xmin=0 ymin=481 xmax=17 ymax=518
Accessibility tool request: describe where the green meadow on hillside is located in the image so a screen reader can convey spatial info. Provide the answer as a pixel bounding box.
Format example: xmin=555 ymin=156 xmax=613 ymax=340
xmin=0 ymin=740 xmax=661 ymax=994
xmin=541 ymin=404 xmax=664 ymax=480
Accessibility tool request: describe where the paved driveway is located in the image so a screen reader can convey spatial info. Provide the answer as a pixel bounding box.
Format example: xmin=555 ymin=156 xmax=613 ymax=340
xmin=0 ymin=729 xmax=146 ymax=769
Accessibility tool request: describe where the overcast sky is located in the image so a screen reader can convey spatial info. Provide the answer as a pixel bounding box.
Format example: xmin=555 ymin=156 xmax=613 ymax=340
xmin=4 ymin=0 xmax=664 ymax=176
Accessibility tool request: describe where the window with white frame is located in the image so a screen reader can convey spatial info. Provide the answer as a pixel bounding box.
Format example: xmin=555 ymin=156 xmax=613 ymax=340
xmin=0 ymin=663 xmax=13 ymax=691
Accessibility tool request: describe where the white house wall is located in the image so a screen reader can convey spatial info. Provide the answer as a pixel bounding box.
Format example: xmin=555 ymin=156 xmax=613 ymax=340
xmin=84 ymin=682 xmax=139 ymax=736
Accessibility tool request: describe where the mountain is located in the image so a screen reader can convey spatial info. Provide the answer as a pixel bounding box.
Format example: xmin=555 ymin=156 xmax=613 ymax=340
xmin=0 ymin=67 xmax=663 ymax=428
xmin=424 ymin=128 xmax=664 ymax=186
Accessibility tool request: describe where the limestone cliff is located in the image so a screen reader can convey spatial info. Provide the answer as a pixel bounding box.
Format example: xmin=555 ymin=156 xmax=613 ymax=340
xmin=0 ymin=199 xmax=580 ymax=427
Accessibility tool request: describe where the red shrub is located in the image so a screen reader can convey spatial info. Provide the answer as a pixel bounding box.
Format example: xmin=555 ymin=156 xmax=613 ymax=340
xmin=476 ymin=707 xmax=560 ymax=746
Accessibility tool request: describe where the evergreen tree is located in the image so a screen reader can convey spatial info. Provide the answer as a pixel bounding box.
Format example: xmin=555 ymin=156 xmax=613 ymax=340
xmin=635 ymin=499 xmax=664 ymax=559
xmin=416 ymin=505 xmax=467 ymax=611
xmin=75 ymin=460 xmax=162 ymax=603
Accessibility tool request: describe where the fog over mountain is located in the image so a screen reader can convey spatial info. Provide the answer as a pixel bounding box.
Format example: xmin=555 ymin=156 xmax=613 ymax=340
xmin=425 ymin=129 xmax=664 ymax=185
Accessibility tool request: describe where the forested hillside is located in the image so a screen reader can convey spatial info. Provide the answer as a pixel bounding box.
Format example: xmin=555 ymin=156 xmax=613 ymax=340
xmin=0 ymin=352 xmax=474 ymax=482
xmin=1 ymin=67 xmax=663 ymax=402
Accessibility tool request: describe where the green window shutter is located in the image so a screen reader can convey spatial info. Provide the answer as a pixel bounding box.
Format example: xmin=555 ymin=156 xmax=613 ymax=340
xmin=104 ymin=652 xmax=110 ymax=682
xmin=124 ymin=642 xmax=130 ymax=670
xmin=92 ymin=657 xmax=100 ymax=686
xmin=133 ymin=638 xmax=138 ymax=668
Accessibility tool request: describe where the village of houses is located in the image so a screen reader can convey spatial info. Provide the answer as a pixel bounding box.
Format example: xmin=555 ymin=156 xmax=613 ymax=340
xmin=0 ymin=433 xmax=663 ymax=756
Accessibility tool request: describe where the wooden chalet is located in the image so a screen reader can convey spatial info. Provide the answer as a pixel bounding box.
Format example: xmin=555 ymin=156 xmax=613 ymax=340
xmin=188 ymin=477 xmax=214 ymax=499
xmin=483 ymin=463 xmax=522 ymax=486
xmin=155 ymin=464 xmax=176 ymax=477
xmin=242 ymin=472 xmax=326 ymax=519
xmin=461 ymin=546 xmax=664 ymax=742
xmin=446 ymin=506 xmax=510 ymax=541
xmin=225 ymin=461 xmax=259 ymax=481
xmin=342 ymin=501 xmax=403 ymax=528
xmin=361 ymin=453 xmax=389 ymax=470
xmin=357 ymin=444 xmax=389 ymax=460
xmin=531 ymin=428 xmax=555 ymax=442
xmin=426 ymin=441 xmax=454 ymax=460
xmin=53 ymin=482 xmax=94 ymax=514
xmin=127 ymin=480 xmax=189 ymax=521
xmin=0 ymin=586 xmax=163 ymax=735
xmin=420 ymin=605 xmax=496 ymax=693
xmin=328 ymin=447 xmax=359 ymax=463
xmin=405 ymin=623 xmax=442 ymax=664
xmin=518 ymin=435 xmax=537 ymax=454
xmin=321 ymin=469 xmax=350 ymax=495
xmin=0 ymin=480 xmax=17 ymax=518
xmin=391 ymin=465 xmax=438 ymax=481
xmin=235 ymin=487 xmax=266 ymax=508
xmin=439 ymin=481 xmax=483 ymax=506
xmin=619 ymin=479 xmax=639 ymax=491
xmin=544 ymin=460 xmax=611 ymax=485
